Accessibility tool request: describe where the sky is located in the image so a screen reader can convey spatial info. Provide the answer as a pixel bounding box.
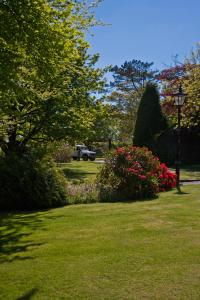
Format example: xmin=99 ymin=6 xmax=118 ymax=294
xmin=87 ymin=0 xmax=200 ymax=72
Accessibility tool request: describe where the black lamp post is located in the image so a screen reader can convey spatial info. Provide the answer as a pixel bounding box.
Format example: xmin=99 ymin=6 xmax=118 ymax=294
xmin=172 ymin=83 xmax=186 ymax=190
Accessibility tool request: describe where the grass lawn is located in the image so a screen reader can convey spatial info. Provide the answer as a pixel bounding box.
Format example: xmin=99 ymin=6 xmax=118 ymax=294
xmin=58 ymin=160 xmax=101 ymax=183
xmin=1 ymin=185 xmax=200 ymax=299
xmin=58 ymin=161 xmax=200 ymax=183
xmin=179 ymin=165 xmax=200 ymax=181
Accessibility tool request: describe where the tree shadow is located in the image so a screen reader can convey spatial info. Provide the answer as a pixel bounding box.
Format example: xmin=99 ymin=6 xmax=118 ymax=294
xmin=16 ymin=288 xmax=38 ymax=300
xmin=175 ymin=190 xmax=190 ymax=195
xmin=62 ymin=168 xmax=96 ymax=181
xmin=99 ymin=190 xmax=159 ymax=204
xmin=0 ymin=211 xmax=63 ymax=264
xmin=174 ymin=186 xmax=190 ymax=195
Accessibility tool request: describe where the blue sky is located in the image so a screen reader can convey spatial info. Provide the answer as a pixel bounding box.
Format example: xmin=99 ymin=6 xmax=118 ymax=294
xmin=87 ymin=0 xmax=200 ymax=71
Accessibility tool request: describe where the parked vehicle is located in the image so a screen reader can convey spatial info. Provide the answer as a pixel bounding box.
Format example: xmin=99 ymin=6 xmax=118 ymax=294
xmin=72 ymin=145 xmax=96 ymax=161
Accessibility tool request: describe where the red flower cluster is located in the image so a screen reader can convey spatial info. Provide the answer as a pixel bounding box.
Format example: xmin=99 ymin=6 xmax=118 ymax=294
xmin=158 ymin=163 xmax=176 ymax=191
xmin=116 ymin=147 xmax=125 ymax=154
xmin=127 ymin=161 xmax=145 ymax=179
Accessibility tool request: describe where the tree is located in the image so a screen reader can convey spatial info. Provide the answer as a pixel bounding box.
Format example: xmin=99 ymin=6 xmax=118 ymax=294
xmin=0 ymin=0 xmax=104 ymax=156
xmin=183 ymin=66 xmax=200 ymax=127
xmin=0 ymin=0 xmax=106 ymax=209
xmin=133 ymin=83 xmax=168 ymax=150
xmin=107 ymin=59 xmax=157 ymax=143
xmin=158 ymin=43 xmax=200 ymax=128
xmin=107 ymin=90 xmax=139 ymax=143
xmin=157 ymin=48 xmax=200 ymax=164
xmin=111 ymin=60 xmax=157 ymax=93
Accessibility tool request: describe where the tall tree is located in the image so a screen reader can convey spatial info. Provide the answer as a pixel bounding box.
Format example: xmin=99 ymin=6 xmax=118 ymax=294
xmin=107 ymin=60 xmax=157 ymax=143
xmin=0 ymin=0 xmax=104 ymax=156
xmin=111 ymin=60 xmax=157 ymax=93
xmin=133 ymin=83 xmax=168 ymax=150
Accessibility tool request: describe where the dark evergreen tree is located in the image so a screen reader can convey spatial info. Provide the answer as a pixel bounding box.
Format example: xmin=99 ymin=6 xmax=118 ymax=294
xmin=133 ymin=83 xmax=168 ymax=151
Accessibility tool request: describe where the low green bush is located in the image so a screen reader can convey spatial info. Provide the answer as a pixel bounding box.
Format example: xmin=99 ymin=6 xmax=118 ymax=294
xmin=97 ymin=146 xmax=176 ymax=201
xmin=0 ymin=153 xmax=67 ymax=210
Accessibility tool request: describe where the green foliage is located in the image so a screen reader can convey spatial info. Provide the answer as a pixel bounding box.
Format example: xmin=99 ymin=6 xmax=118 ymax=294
xmin=107 ymin=91 xmax=140 ymax=143
xmin=0 ymin=0 xmax=104 ymax=155
xmin=0 ymin=153 xmax=67 ymax=210
xmin=111 ymin=60 xmax=157 ymax=93
xmin=0 ymin=0 xmax=106 ymax=210
xmin=84 ymin=101 xmax=115 ymax=144
xmin=183 ymin=65 xmax=200 ymax=127
xmin=133 ymin=83 xmax=168 ymax=150
xmin=158 ymin=44 xmax=200 ymax=128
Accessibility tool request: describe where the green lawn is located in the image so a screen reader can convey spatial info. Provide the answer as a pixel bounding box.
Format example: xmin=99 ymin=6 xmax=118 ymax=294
xmin=58 ymin=161 xmax=200 ymax=183
xmin=58 ymin=160 xmax=101 ymax=183
xmin=179 ymin=165 xmax=200 ymax=181
xmin=1 ymin=185 xmax=200 ymax=300
xmin=169 ymin=164 xmax=200 ymax=181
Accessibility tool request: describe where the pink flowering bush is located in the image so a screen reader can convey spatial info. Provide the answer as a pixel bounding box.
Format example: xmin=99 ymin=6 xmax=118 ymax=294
xmin=97 ymin=146 xmax=176 ymax=201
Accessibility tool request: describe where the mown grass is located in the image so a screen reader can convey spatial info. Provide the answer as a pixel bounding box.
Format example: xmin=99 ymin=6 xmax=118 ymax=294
xmin=179 ymin=164 xmax=200 ymax=180
xmin=58 ymin=160 xmax=101 ymax=183
xmin=170 ymin=164 xmax=200 ymax=181
xmin=0 ymin=185 xmax=200 ymax=300
xmin=59 ymin=161 xmax=200 ymax=183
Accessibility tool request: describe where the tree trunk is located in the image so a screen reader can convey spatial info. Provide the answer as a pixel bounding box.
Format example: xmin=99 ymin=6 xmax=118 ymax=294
xmin=108 ymin=138 xmax=112 ymax=150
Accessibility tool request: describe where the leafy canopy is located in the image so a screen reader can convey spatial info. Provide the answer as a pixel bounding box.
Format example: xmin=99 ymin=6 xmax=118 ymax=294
xmin=158 ymin=44 xmax=200 ymax=128
xmin=0 ymin=0 xmax=104 ymax=155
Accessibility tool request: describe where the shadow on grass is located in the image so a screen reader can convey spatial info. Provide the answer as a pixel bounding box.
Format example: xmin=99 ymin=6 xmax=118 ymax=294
xmin=0 ymin=211 xmax=65 ymax=264
xmin=16 ymin=288 xmax=38 ymax=300
xmin=99 ymin=190 xmax=159 ymax=204
xmin=109 ymin=197 xmax=159 ymax=204
xmin=175 ymin=190 xmax=190 ymax=195
xmin=62 ymin=168 xmax=97 ymax=181
xmin=0 ymin=212 xmax=44 ymax=263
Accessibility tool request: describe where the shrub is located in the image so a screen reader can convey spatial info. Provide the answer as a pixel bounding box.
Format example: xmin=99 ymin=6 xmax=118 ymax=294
xmin=53 ymin=144 xmax=73 ymax=163
xmin=0 ymin=153 xmax=67 ymax=211
xmin=97 ymin=146 xmax=176 ymax=201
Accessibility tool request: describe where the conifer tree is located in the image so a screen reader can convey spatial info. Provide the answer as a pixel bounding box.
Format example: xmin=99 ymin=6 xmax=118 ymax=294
xmin=133 ymin=83 xmax=168 ymax=151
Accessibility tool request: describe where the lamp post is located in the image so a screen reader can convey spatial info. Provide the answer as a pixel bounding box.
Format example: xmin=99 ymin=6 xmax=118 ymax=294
xmin=172 ymin=83 xmax=186 ymax=190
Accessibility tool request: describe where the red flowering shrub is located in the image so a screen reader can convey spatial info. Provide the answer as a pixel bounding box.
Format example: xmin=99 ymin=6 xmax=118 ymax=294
xmin=158 ymin=163 xmax=176 ymax=191
xmin=97 ymin=146 xmax=176 ymax=201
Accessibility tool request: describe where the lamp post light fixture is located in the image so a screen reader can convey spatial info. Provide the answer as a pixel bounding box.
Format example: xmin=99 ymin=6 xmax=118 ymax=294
xmin=172 ymin=83 xmax=186 ymax=190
